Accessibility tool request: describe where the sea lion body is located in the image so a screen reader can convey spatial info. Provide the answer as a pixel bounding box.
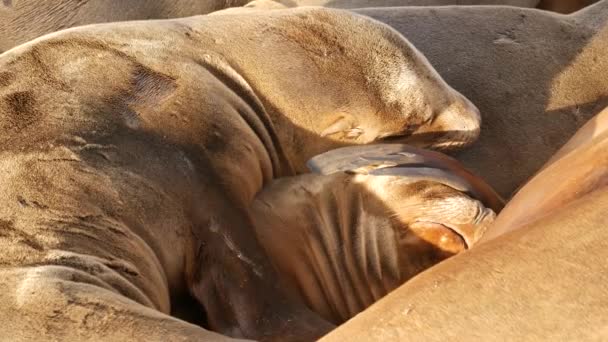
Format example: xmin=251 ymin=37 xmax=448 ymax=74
xmin=482 ymin=106 xmax=608 ymax=240
xmin=356 ymin=1 xmax=608 ymax=196
xmin=250 ymin=145 xmax=500 ymax=324
xmin=321 ymin=104 xmax=608 ymax=342
xmin=246 ymin=0 xmax=596 ymax=14
xmin=0 ymin=8 xmax=479 ymax=340
xmin=320 ymin=190 xmax=608 ymax=341
xmin=0 ymin=0 xmax=252 ymax=53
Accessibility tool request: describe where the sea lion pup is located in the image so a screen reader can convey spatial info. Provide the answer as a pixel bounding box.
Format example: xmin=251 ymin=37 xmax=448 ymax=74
xmin=0 ymin=7 xmax=479 ymax=341
xmin=0 ymin=0 xmax=254 ymax=53
xmin=250 ymin=144 xmax=501 ymax=324
xmin=354 ymin=0 xmax=608 ymax=197
xmin=320 ymin=110 xmax=608 ymax=342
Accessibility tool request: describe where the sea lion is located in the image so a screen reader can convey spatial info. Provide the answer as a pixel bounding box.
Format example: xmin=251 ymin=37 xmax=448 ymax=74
xmin=246 ymin=0 xmax=539 ymax=9
xmin=354 ymin=0 xmax=608 ymax=197
xmin=0 ymin=0 xmax=253 ymax=53
xmin=320 ymin=107 xmax=608 ymax=341
xmin=320 ymin=190 xmax=608 ymax=341
xmin=3 ymin=0 xmax=593 ymax=54
xmin=0 ymin=8 xmax=479 ymax=341
xmin=481 ymin=106 xmax=608 ymax=241
xmin=538 ymin=0 xmax=599 ymax=13
xmin=250 ymin=144 xmax=501 ymax=324
xmin=245 ymin=0 xmax=595 ymax=14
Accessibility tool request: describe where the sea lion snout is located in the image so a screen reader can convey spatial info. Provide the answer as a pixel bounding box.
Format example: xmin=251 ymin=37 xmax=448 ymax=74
xmin=401 ymin=91 xmax=481 ymax=151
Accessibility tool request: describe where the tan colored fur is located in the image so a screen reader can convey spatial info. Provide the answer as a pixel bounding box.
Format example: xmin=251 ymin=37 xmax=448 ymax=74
xmin=321 ymin=189 xmax=608 ymax=341
xmin=246 ymin=0 xmax=597 ymax=14
xmin=0 ymin=0 xmax=252 ymax=53
xmin=2 ymin=0 xmax=594 ymax=54
xmin=321 ymin=97 xmax=608 ymax=342
xmin=0 ymin=8 xmax=477 ymax=341
xmin=247 ymin=0 xmax=539 ymax=9
xmin=356 ymin=1 xmax=608 ymax=197
xmin=483 ymin=106 xmax=608 ymax=240
xmin=251 ymin=170 xmax=496 ymax=324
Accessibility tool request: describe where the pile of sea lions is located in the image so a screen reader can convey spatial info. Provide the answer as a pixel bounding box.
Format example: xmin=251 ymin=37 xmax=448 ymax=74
xmin=0 ymin=0 xmax=606 ymax=341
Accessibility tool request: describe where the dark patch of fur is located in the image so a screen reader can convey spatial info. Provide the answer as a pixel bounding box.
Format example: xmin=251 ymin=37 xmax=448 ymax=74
xmin=2 ymin=90 xmax=41 ymax=132
xmin=413 ymin=181 xmax=456 ymax=202
xmin=104 ymin=261 xmax=140 ymax=277
xmin=127 ymin=64 xmax=177 ymax=109
xmin=201 ymin=123 xmax=225 ymax=154
xmin=0 ymin=72 xmax=15 ymax=87
xmin=0 ymin=218 xmax=45 ymax=251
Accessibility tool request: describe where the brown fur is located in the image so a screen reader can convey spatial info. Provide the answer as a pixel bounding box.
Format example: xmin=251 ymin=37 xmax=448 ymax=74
xmin=321 ymin=100 xmax=608 ymax=342
xmin=320 ymin=189 xmax=608 ymax=341
xmin=482 ymin=106 xmax=608 ymax=240
xmin=0 ymin=8 xmax=478 ymax=341
xmin=250 ymin=147 xmax=498 ymax=324
xmin=2 ymin=0 xmax=594 ymax=54
xmin=355 ymin=0 xmax=608 ymax=197
xmin=538 ymin=0 xmax=599 ymax=13
xmin=246 ymin=0 xmax=596 ymax=14
xmin=0 ymin=0 xmax=253 ymax=53
xmin=248 ymin=0 xmax=539 ymax=8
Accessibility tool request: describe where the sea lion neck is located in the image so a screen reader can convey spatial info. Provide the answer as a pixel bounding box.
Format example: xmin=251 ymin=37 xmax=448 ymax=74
xmin=196 ymin=53 xmax=295 ymax=179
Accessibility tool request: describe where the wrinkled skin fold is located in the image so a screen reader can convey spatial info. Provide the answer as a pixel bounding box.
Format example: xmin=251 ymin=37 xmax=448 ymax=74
xmin=320 ymin=106 xmax=608 ymax=342
xmin=0 ymin=7 xmax=481 ymax=341
xmin=250 ymin=144 xmax=499 ymax=324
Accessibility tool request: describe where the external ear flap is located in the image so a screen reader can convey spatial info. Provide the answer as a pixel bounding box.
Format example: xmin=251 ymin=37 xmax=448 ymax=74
xmin=320 ymin=115 xmax=358 ymax=137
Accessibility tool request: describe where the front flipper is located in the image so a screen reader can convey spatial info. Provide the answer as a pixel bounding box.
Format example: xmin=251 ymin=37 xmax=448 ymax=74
xmin=306 ymin=144 xmax=505 ymax=213
xmin=306 ymin=144 xmax=428 ymax=175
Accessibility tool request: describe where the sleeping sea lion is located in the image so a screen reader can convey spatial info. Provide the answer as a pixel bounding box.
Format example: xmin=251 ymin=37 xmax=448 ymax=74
xmin=355 ymin=0 xmax=608 ymax=197
xmin=250 ymin=144 xmax=501 ymax=324
xmin=0 ymin=0 xmax=252 ymax=53
xmin=320 ymin=106 xmax=608 ymax=342
xmin=0 ymin=7 xmax=479 ymax=341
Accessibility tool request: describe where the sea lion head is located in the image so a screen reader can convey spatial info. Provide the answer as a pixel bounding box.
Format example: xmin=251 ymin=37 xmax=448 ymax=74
xmin=209 ymin=8 xmax=481 ymax=172
xmin=307 ymin=144 xmax=502 ymax=256
xmin=306 ymin=14 xmax=482 ymax=153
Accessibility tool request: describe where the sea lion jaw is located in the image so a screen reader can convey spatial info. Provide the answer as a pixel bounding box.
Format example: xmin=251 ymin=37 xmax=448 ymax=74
xmin=376 ymin=90 xmax=482 ymax=151
xmin=408 ymin=92 xmax=481 ymax=151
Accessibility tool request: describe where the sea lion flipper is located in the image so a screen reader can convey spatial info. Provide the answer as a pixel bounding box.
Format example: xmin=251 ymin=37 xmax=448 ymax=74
xmin=369 ymin=166 xmax=471 ymax=193
xmin=306 ymin=144 xmax=426 ymax=174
